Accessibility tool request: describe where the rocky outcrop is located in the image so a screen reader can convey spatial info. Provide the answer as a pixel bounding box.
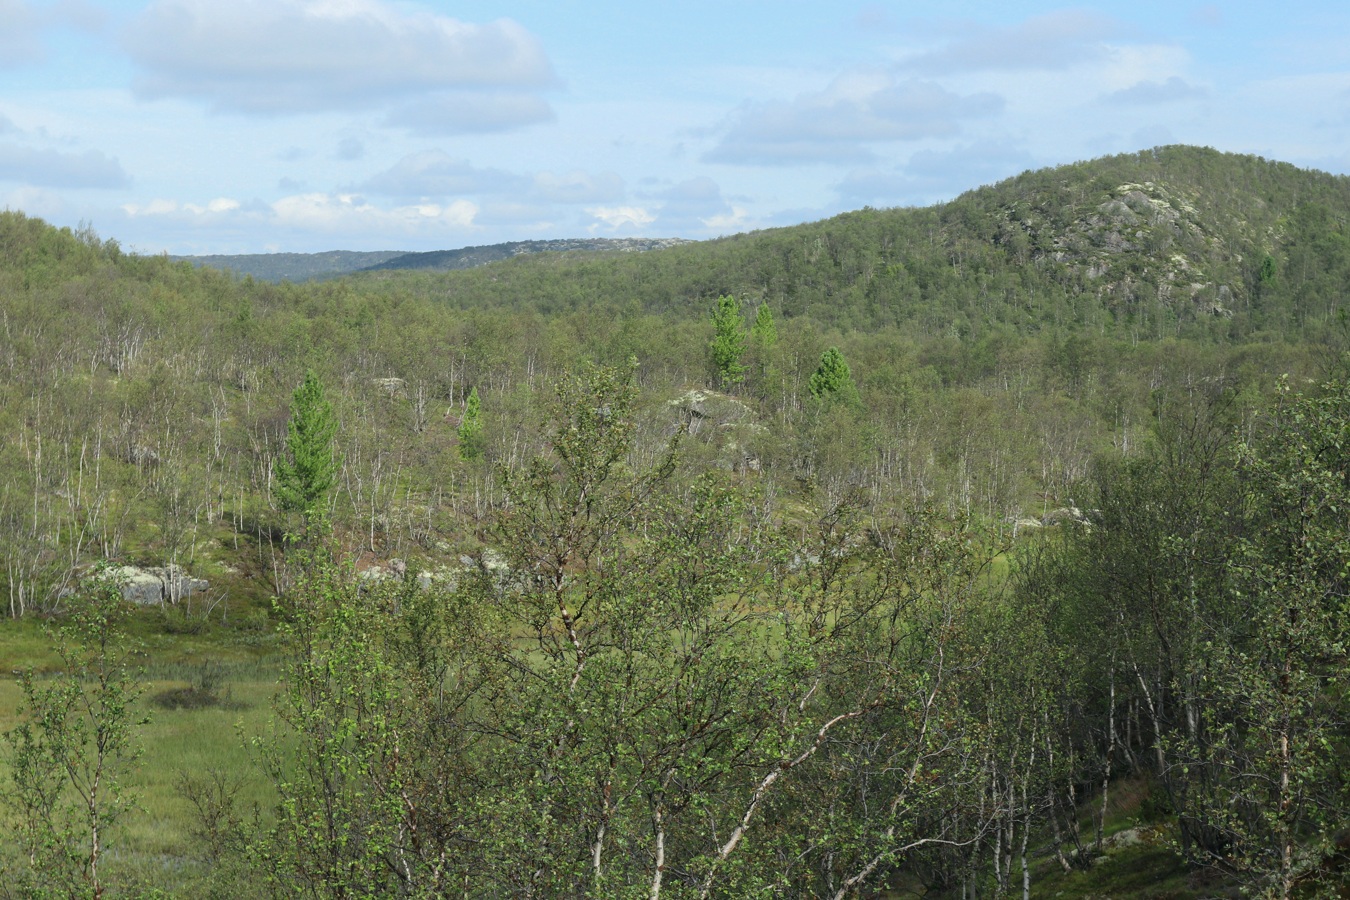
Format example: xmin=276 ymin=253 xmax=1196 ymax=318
xmin=670 ymin=389 xmax=754 ymax=432
xmin=669 ymin=389 xmax=766 ymax=473
xmin=1003 ymin=178 xmax=1243 ymax=314
xmin=101 ymin=565 xmax=208 ymax=605
xmin=1040 ymin=506 xmax=1093 ymax=527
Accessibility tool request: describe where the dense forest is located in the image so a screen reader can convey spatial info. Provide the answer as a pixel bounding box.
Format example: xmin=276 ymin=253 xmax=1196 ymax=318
xmin=0 ymin=145 xmax=1347 ymax=897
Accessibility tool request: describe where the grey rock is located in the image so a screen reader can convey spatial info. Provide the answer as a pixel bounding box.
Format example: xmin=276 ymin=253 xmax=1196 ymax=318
xmin=123 ymin=446 xmax=161 ymax=468
xmin=670 ymin=389 xmax=754 ymax=434
xmin=101 ymin=565 xmax=208 ymax=605
xmin=1040 ymin=506 xmax=1089 ymax=527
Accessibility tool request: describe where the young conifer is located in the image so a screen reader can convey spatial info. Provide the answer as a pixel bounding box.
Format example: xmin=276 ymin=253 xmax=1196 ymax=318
xmin=458 ymin=386 xmax=484 ymax=460
xmin=274 ymin=370 xmax=339 ymax=529
xmin=709 ymin=294 xmax=748 ymax=386
xmin=808 ymin=346 xmax=860 ymax=406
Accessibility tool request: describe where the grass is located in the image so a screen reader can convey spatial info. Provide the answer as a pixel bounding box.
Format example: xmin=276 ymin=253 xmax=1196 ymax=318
xmin=0 ymin=596 xmax=1247 ymax=899
xmin=0 ymin=608 xmax=285 ymax=896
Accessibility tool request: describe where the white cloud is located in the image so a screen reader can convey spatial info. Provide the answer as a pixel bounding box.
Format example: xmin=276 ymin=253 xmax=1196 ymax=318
xmin=272 ymin=192 xmax=478 ymax=233
xmin=123 ymin=197 xmax=241 ymax=216
xmin=0 ymin=0 xmax=47 ymax=68
xmin=705 ymin=70 xmax=1002 ymax=165
xmin=587 ymin=206 xmax=654 ymax=230
xmin=121 ymin=190 xmax=477 ymax=236
xmin=0 ymin=0 xmax=107 ymax=68
xmin=701 ymin=206 xmax=749 ymax=231
xmin=0 ymin=141 xmax=129 ymax=188
xmin=835 ymin=141 xmax=1035 ymax=207
xmin=1095 ymin=44 xmax=1194 ymax=94
xmin=1104 ymin=76 xmax=1207 ymax=106
xmin=900 ymin=10 xmax=1130 ymax=74
xmin=360 ymin=152 xmax=626 ymax=206
xmin=384 ymin=92 xmax=554 ymax=135
xmin=123 ymin=199 xmax=178 ymax=216
xmin=124 ymin=0 xmax=555 ymax=131
xmin=359 ymin=152 xmax=523 ymax=198
xmin=651 ymin=176 xmax=739 ymax=232
xmin=531 ymin=170 xmax=625 ymax=204
xmin=1 ymin=185 xmax=68 ymax=219
xmin=335 ymin=137 xmax=364 ymax=160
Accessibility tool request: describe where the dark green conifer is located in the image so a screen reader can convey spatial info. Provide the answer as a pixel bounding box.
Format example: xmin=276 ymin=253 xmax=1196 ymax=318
xmin=274 ymin=370 xmax=339 ymax=529
xmin=458 ymin=386 xmax=484 ymax=460
xmin=709 ymin=294 xmax=748 ymax=386
xmin=808 ymin=346 xmax=860 ymax=406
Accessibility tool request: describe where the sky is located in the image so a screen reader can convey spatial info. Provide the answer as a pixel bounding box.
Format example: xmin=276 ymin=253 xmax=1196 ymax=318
xmin=2 ymin=1 xmax=1349 ymax=255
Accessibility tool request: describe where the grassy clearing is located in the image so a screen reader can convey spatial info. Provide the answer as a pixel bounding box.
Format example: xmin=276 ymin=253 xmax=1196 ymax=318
xmin=0 ymin=602 xmax=1239 ymax=899
xmin=0 ymin=610 xmax=285 ymax=895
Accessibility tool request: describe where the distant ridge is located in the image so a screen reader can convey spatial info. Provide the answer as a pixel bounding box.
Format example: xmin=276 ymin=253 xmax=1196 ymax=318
xmin=181 ymin=237 xmax=693 ymax=282
xmin=318 ymin=145 xmax=1350 ymax=336
xmin=178 ymin=250 xmax=408 ymax=282
xmin=364 ymin=237 xmax=693 ymax=274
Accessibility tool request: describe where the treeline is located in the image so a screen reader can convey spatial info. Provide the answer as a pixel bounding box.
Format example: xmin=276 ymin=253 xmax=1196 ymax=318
xmin=188 ymin=367 xmax=1350 ymax=898
xmin=1005 ymin=372 xmax=1350 ymax=898
xmin=6 ymin=361 xmax=1346 ymax=898
xmin=0 ymin=177 xmax=1337 ymax=614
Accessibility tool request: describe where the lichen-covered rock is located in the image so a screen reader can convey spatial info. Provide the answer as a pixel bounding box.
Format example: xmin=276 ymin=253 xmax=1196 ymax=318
xmin=670 ymin=389 xmax=754 ymax=434
xmin=100 ymin=565 xmax=208 ymax=605
xmin=1040 ymin=506 xmax=1089 ymax=527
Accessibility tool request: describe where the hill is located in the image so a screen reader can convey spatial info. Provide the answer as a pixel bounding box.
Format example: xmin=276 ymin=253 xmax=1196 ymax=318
xmin=0 ymin=145 xmax=1343 ymax=559
xmin=176 ymin=249 xmax=408 ymax=281
xmin=0 ymin=145 xmax=1347 ymax=898
xmin=348 ymin=145 xmax=1350 ymax=343
xmin=180 ymin=237 xmax=693 ymax=282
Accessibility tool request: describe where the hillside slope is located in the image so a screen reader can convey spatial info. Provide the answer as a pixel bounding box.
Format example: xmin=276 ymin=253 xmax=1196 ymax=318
xmin=349 ymin=145 xmax=1350 ymax=343
xmin=181 ymin=237 xmax=693 ymax=282
xmin=177 ymin=249 xmax=408 ymax=281
xmin=0 ymin=144 xmax=1338 ymax=588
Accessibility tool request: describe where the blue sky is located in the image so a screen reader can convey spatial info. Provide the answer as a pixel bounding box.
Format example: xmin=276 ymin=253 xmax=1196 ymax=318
xmin=2 ymin=1 xmax=1348 ymax=254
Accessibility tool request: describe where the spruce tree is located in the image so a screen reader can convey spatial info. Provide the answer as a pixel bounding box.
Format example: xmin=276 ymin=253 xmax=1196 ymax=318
xmin=458 ymin=386 xmax=484 ymax=460
xmin=750 ymin=302 xmax=777 ymax=349
xmin=274 ymin=370 xmax=339 ymax=530
xmin=709 ymin=294 xmax=747 ymax=386
xmin=808 ymin=346 xmax=860 ymax=406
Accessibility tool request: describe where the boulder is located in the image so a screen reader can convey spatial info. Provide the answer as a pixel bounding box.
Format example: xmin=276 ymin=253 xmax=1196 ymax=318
xmin=670 ymin=389 xmax=753 ymax=434
xmin=1040 ymin=506 xmax=1090 ymax=527
xmin=101 ymin=565 xmax=208 ymax=605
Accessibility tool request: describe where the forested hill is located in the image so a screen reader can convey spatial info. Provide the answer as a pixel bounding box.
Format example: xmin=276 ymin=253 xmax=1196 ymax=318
xmin=2 ymin=146 xmax=1349 ymax=899
xmin=348 ymin=145 xmax=1350 ymax=343
xmin=0 ymin=143 xmax=1344 ymax=568
xmin=180 ymin=237 xmax=693 ymax=282
xmin=177 ymin=249 xmax=408 ymax=281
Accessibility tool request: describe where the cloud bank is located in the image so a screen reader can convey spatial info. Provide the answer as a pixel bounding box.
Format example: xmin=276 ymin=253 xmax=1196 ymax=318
xmin=706 ymin=71 xmax=1002 ymax=165
xmin=0 ymin=0 xmax=104 ymax=67
xmin=900 ymin=11 xmax=1130 ymax=74
xmin=359 ymin=151 xmax=625 ymax=206
xmin=124 ymin=0 xmax=555 ymax=132
xmin=0 ymin=0 xmax=44 ymax=67
xmin=0 ymin=142 xmax=129 ymax=188
xmin=1104 ymin=76 xmax=1207 ymax=105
